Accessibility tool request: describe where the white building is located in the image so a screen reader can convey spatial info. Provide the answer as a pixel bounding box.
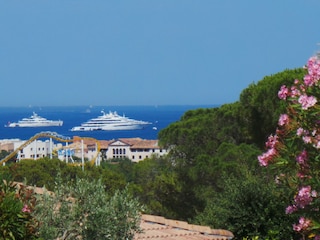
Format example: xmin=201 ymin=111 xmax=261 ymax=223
xmin=103 ymin=138 xmax=167 ymax=162
xmin=0 ymin=137 xmax=167 ymax=164
xmin=15 ymin=139 xmax=55 ymax=160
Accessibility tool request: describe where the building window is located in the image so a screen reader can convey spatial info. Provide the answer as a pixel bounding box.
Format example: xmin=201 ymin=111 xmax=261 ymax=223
xmin=132 ymin=156 xmax=135 ymax=159
xmin=123 ymin=148 xmax=126 ymax=154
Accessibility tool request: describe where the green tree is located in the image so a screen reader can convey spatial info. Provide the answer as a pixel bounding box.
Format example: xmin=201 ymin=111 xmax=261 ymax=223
xmin=8 ymin=158 xmax=84 ymax=190
xmin=155 ymin=67 xmax=307 ymax=222
xmin=0 ymin=150 xmax=9 ymax=160
xmin=84 ymin=163 xmax=127 ymax=194
xmin=195 ymin=173 xmax=297 ymax=239
xmin=239 ymin=68 xmax=306 ymax=147
xmin=131 ymin=157 xmax=182 ymax=218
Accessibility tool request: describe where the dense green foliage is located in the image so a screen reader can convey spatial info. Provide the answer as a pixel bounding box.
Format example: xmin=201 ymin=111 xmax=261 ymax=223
xmin=157 ymin=68 xmax=306 ymax=237
xmin=0 ymin=68 xmax=306 ymax=239
xmin=195 ymin=173 xmax=297 ymax=239
xmin=0 ymin=174 xmax=38 ymax=239
xmin=34 ymin=177 xmax=142 ymax=240
xmin=0 ymin=172 xmax=142 ymax=240
xmin=239 ymin=68 xmax=306 ymax=147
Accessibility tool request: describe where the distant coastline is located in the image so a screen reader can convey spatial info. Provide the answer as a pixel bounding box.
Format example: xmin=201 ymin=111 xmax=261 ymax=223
xmin=0 ymin=104 xmax=220 ymax=108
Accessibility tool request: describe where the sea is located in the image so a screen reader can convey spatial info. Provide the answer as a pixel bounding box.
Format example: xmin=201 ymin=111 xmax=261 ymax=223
xmin=0 ymin=105 xmax=216 ymax=141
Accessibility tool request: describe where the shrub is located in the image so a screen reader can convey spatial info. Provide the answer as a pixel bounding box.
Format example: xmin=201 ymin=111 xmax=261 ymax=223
xmin=195 ymin=173 xmax=296 ymax=239
xmin=34 ymin=176 xmax=143 ymax=240
xmin=258 ymin=55 xmax=320 ymax=239
xmin=0 ymin=174 xmax=38 ymax=239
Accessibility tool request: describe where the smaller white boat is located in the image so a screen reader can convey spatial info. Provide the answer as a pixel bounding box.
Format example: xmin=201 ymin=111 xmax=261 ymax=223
xmin=5 ymin=112 xmax=63 ymax=127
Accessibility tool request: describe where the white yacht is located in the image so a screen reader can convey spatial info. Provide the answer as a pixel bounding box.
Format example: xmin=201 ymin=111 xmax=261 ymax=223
xmin=5 ymin=112 xmax=63 ymax=127
xmin=71 ymin=110 xmax=151 ymax=131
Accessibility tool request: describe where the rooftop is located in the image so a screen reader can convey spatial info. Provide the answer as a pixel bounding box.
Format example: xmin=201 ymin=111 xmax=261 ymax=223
xmin=136 ymin=214 xmax=233 ymax=240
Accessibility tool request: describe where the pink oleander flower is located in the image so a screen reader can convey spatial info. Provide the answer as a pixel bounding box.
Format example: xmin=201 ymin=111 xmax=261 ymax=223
xmin=265 ymin=134 xmax=278 ymax=148
xmin=286 ymin=205 xmax=297 ymax=214
xmin=22 ymin=204 xmax=31 ymax=213
xmin=260 ymin=56 xmax=320 ymax=236
xmin=307 ymin=57 xmax=320 ymax=84
xmin=303 ymin=135 xmax=312 ymax=144
xmin=278 ymin=85 xmax=289 ymax=100
xmin=293 ymin=217 xmax=311 ymax=232
xmin=311 ymin=190 xmax=317 ymax=198
xmin=304 ymin=74 xmax=316 ymax=86
xmin=296 ymin=150 xmax=308 ymax=165
xmin=258 ymin=154 xmax=268 ymax=166
xmin=297 ymin=127 xmax=305 ymax=136
xmin=307 ymin=56 xmax=319 ymax=70
xmin=298 ymin=94 xmax=317 ymax=110
xmin=258 ymin=147 xmax=277 ymax=167
xmin=299 ymin=83 xmax=306 ymax=93
xmin=290 ymin=85 xmax=301 ymax=97
xmin=294 ymin=186 xmax=313 ymax=209
xmin=297 ymin=171 xmax=310 ymax=179
xmin=278 ymin=114 xmax=289 ymax=126
xmin=307 ymin=56 xmax=317 ymax=66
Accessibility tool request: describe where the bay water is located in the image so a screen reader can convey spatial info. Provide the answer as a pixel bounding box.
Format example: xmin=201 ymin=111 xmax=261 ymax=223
xmin=0 ymin=105 xmax=215 ymax=141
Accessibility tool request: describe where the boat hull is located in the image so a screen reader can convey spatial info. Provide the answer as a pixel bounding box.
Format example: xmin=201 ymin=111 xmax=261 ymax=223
xmin=5 ymin=112 xmax=63 ymax=127
xmin=71 ymin=124 xmax=146 ymax=131
xmin=7 ymin=121 xmax=63 ymax=127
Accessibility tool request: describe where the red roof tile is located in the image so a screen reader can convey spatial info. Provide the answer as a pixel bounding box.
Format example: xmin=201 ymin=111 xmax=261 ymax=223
xmin=136 ymin=215 xmax=233 ymax=240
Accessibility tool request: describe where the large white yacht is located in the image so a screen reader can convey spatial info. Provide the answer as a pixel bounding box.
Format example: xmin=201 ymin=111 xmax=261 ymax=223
xmin=71 ymin=110 xmax=151 ymax=131
xmin=5 ymin=112 xmax=63 ymax=127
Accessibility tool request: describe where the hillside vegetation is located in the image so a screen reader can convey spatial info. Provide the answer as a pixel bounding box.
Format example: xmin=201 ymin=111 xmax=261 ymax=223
xmin=0 ymin=68 xmax=306 ymax=239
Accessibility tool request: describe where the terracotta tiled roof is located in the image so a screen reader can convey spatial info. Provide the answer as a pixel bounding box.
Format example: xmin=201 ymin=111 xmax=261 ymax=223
xmin=72 ymin=137 xmax=161 ymax=150
xmin=136 ymin=215 xmax=233 ymax=240
xmin=118 ymin=138 xmax=160 ymax=149
xmin=98 ymin=140 xmax=113 ymax=149
xmin=73 ymin=136 xmax=112 ymax=149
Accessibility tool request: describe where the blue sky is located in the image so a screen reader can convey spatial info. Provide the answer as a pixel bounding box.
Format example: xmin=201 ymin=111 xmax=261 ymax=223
xmin=1 ymin=1 xmax=320 ymax=107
